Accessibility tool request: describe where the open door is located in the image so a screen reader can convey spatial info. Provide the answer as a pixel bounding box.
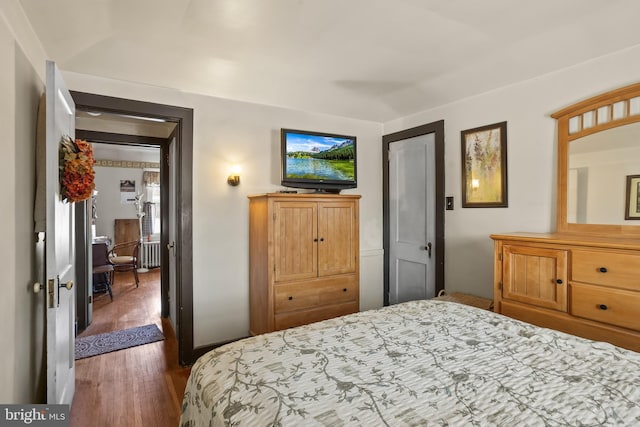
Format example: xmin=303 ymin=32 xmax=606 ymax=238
xmin=167 ymin=133 xmax=178 ymax=335
xmin=36 ymin=61 xmax=77 ymax=404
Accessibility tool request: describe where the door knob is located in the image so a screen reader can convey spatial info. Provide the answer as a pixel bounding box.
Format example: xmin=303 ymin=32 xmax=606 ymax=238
xmin=33 ymin=282 xmax=43 ymax=294
xmin=423 ymin=242 xmax=432 ymax=258
xmin=56 ymin=279 xmax=73 ymax=308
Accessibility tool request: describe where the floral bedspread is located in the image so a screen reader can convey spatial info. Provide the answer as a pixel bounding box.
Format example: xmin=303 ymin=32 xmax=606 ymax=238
xmin=181 ymin=300 xmax=640 ymax=426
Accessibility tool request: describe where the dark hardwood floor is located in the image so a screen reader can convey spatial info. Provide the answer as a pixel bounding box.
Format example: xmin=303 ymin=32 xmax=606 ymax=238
xmin=70 ymin=268 xmax=191 ymax=427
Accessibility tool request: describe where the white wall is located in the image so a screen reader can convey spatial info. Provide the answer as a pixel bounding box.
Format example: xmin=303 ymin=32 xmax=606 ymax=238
xmin=95 ymin=166 xmax=165 ymax=243
xmin=93 ymin=166 xmax=144 ymax=240
xmin=384 ymin=44 xmax=640 ymax=299
xmin=91 ymin=144 xmax=161 ymax=239
xmin=63 ymin=71 xmax=384 ymax=346
xmin=0 ymin=1 xmax=47 ymax=403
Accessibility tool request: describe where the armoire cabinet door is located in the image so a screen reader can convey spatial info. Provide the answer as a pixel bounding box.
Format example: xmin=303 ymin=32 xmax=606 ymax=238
xmin=502 ymin=244 xmax=568 ymax=312
xmin=273 ymin=201 xmax=318 ymax=282
xmin=318 ymin=201 xmax=358 ymax=276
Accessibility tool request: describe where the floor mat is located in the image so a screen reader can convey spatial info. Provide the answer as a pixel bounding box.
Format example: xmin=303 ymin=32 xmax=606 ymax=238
xmin=75 ymin=324 xmax=165 ymax=360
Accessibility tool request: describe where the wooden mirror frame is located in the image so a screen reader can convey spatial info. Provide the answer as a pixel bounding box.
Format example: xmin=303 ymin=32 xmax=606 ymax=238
xmin=552 ymin=82 xmax=640 ymax=236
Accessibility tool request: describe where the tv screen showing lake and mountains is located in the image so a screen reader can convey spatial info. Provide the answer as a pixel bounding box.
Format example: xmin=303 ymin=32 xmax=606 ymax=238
xmin=285 ymin=132 xmax=355 ymax=182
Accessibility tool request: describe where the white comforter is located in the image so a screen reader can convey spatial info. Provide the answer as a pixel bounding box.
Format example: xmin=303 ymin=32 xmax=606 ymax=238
xmin=181 ymin=300 xmax=640 ymax=426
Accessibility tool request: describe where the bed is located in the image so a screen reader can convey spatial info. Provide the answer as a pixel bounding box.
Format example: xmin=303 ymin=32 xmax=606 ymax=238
xmin=181 ymin=300 xmax=640 ymax=426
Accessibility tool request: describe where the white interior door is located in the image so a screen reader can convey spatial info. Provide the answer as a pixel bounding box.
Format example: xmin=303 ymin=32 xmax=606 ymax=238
xmin=168 ymin=136 xmax=178 ymax=334
xmin=43 ymin=60 xmax=76 ymax=404
xmin=389 ymin=133 xmax=436 ymax=304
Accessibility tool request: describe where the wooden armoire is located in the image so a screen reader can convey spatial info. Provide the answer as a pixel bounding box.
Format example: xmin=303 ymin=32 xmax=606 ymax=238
xmin=248 ymin=193 xmax=360 ymax=335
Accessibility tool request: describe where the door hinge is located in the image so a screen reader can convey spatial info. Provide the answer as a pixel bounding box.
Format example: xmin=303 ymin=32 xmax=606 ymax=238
xmin=498 ymin=282 xmax=503 ymax=290
xmin=273 ymin=264 xmax=276 ymax=273
xmin=273 ymin=212 xmax=276 ymax=221
xmin=89 ymin=295 xmax=92 ymax=304
xmin=498 ymin=253 xmax=502 ymax=261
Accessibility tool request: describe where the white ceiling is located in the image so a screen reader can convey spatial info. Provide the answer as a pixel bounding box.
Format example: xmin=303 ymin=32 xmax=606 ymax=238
xmin=18 ymin=0 xmax=640 ymax=122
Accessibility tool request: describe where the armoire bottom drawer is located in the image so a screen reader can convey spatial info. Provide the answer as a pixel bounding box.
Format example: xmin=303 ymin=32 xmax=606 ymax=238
xmin=274 ymin=276 xmax=357 ymax=314
xmin=570 ymin=282 xmax=640 ymax=331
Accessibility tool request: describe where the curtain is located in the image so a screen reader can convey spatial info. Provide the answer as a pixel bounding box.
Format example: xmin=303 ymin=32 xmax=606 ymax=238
xmin=142 ymin=202 xmax=155 ymax=236
xmin=143 ymin=171 xmax=160 ymax=186
xmin=142 ymin=170 xmax=160 ymax=237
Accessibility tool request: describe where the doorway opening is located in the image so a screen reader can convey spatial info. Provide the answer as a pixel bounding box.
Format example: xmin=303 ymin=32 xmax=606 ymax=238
xmin=383 ymin=121 xmax=445 ymax=306
xmin=70 ymin=91 xmax=195 ymax=365
xmin=80 ymin=137 xmax=163 ymax=336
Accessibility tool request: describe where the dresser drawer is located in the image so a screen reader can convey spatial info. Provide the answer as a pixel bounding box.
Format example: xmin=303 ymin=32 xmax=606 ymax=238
xmin=274 ymin=276 xmax=357 ymax=314
xmin=572 ymin=250 xmax=640 ymax=291
xmin=570 ymin=282 xmax=640 ymax=331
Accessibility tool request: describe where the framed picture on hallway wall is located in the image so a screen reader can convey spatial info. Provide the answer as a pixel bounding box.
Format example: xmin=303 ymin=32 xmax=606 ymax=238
xmin=461 ymin=121 xmax=508 ymax=208
xmin=120 ymin=179 xmax=136 ymax=204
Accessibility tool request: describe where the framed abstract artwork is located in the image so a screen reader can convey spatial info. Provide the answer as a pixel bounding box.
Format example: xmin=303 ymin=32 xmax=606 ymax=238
xmin=461 ymin=121 xmax=508 ymax=208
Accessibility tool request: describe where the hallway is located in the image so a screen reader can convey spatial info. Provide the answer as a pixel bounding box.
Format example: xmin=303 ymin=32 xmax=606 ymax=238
xmin=70 ymin=269 xmax=190 ymax=426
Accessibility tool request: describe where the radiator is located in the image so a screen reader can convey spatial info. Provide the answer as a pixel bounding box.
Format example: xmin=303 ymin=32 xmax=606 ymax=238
xmin=141 ymin=241 xmax=161 ymax=268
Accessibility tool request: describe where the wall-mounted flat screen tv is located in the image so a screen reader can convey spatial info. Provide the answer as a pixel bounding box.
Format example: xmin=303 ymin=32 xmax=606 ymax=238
xmin=281 ymin=128 xmax=357 ymax=193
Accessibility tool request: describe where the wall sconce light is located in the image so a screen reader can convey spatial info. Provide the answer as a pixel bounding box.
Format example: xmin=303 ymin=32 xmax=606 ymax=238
xmin=227 ymin=165 xmax=241 ymax=186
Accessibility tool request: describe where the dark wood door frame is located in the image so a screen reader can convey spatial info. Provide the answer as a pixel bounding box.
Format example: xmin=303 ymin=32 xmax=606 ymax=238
xmin=72 ymin=91 xmax=195 ymax=365
xmin=382 ymin=120 xmax=445 ymax=306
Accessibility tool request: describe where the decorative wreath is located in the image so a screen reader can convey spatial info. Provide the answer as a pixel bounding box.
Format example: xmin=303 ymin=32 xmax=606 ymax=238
xmin=59 ymin=135 xmax=95 ymax=203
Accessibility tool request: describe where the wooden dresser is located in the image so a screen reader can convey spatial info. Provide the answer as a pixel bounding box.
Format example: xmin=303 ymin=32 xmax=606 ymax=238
xmin=248 ymin=193 xmax=360 ymax=335
xmin=491 ymin=232 xmax=640 ymax=352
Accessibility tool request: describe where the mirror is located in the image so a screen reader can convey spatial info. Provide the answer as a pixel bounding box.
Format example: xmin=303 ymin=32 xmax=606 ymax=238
xmin=568 ymin=122 xmax=640 ymax=224
xmin=553 ymin=82 xmax=640 ymax=235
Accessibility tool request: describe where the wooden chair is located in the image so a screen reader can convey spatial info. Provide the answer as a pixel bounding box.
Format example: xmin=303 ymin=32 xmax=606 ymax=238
xmin=92 ymin=243 xmax=114 ymax=301
xmin=108 ymin=241 xmax=140 ymax=288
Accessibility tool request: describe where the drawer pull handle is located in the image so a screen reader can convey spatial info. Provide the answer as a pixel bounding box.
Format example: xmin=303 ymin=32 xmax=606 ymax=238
xmin=288 ymin=296 xmax=293 ymax=300
xmin=313 ymin=238 xmax=318 ymax=242
xmin=599 ymin=304 xmax=608 ymax=310
xmin=556 ymin=279 xmax=563 ymax=285
xmin=599 ymin=267 xmax=608 ymax=273
xmin=320 ymin=238 xmax=325 ymax=242
xmin=342 ymin=288 xmax=347 ymax=292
